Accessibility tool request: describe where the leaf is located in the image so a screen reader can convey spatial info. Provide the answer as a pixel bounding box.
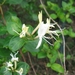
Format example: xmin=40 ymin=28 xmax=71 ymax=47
xmin=24 ymin=39 xmax=39 ymax=52
xmin=54 ymin=40 xmax=61 ymax=50
xmin=17 ymin=62 xmax=30 ymax=75
xmin=69 ymin=31 xmax=75 ymax=38
xmin=5 ymin=12 xmax=22 ymax=35
xmin=43 ymin=43 xmax=49 ymax=50
xmin=20 ymin=1 xmax=28 ymax=8
xmin=0 ymin=25 xmax=7 ymax=35
xmin=50 ymin=14 xmax=57 ymax=19
xmin=28 ymin=25 xmax=34 ymax=34
xmin=47 ymin=1 xmax=59 ymax=11
xmin=58 ymin=12 xmax=66 ymax=22
xmin=62 ymin=1 xmax=67 ymax=10
xmin=32 ymin=14 xmax=38 ymax=21
xmin=0 ymin=48 xmax=11 ymax=58
xmin=63 ymin=29 xmax=69 ymax=35
xmin=66 ymin=18 xmax=73 ymax=23
xmin=47 ymin=1 xmax=51 ymax=7
xmin=9 ymin=37 xmax=25 ymax=52
xmin=4 ymin=70 xmax=12 ymax=75
xmin=51 ymin=63 xmax=64 ymax=73
xmin=69 ymin=7 xmax=75 ymax=14
xmin=0 ymin=66 xmax=12 ymax=75
xmin=47 ymin=63 xmax=51 ymax=67
xmin=6 ymin=0 xmax=23 ymax=4
xmin=50 ymin=51 xmax=58 ymax=64
xmin=37 ymin=51 xmax=46 ymax=58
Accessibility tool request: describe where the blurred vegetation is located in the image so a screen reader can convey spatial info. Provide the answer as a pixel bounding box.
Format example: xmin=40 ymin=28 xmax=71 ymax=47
xmin=0 ymin=0 xmax=75 ymax=75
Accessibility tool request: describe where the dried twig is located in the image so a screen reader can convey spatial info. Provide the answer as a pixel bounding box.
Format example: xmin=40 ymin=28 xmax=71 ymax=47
xmin=0 ymin=6 xmax=6 ymax=25
xmin=19 ymin=50 xmax=26 ymax=62
xmin=27 ymin=52 xmax=37 ymax=75
xmin=40 ymin=0 xmax=66 ymax=74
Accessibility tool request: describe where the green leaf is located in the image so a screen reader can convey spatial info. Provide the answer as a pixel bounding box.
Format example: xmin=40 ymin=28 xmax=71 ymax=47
xmin=47 ymin=63 xmax=51 ymax=67
xmin=66 ymin=13 xmax=70 ymax=19
xmin=43 ymin=42 xmax=50 ymax=51
xmin=47 ymin=1 xmax=51 ymax=7
xmin=62 ymin=1 xmax=68 ymax=10
xmin=20 ymin=1 xmax=28 ymax=8
xmin=6 ymin=0 xmax=23 ymax=4
xmin=69 ymin=7 xmax=75 ymax=14
xmin=51 ymin=63 xmax=64 ymax=73
xmin=32 ymin=14 xmax=38 ymax=21
xmin=0 ymin=66 xmax=12 ymax=75
xmin=66 ymin=18 xmax=73 ymax=23
xmin=58 ymin=12 xmax=66 ymax=22
xmin=5 ymin=12 xmax=22 ymax=35
xmin=9 ymin=37 xmax=25 ymax=52
xmin=28 ymin=25 xmax=34 ymax=34
xmin=0 ymin=25 xmax=7 ymax=35
xmin=69 ymin=32 xmax=75 ymax=37
xmin=47 ymin=52 xmax=52 ymax=59
xmin=37 ymin=51 xmax=46 ymax=58
xmin=17 ymin=62 xmax=30 ymax=75
xmin=24 ymin=39 xmax=39 ymax=52
xmin=54 ymin=41 xmax=61 ymax=50
xmin=50 ymin=14 xmax=57 ymax=19
xmin=4 ymin=70 xmax=12 ymax=75
xmin=47 ymin=1 xmax=59 ymax=11
xmin=0 ymin=35 xmax=11 ymax=48
xmin=50 ymin=51 xmax=58 ymax=64
xmin=0 ymin=48 xmax=11 ymax=58
xmin=63 ymin=29 xmax=69 ymax=35
xmin=68 ymin=28 xmax=75 ymax=37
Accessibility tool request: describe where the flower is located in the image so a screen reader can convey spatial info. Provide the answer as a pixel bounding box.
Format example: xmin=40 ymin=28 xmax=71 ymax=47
xmin=6 ymin=61 xmax=13 ymax=68
xmin=20 ymin=24 xmax=29 ymax=38
xmin=16 ymin=68 xmax=23 ymax=75
xmin=13 ymin=24 xmax=29 ymax=38
xmin=10 ymin=51 xmax=18 ymax=62
xmin=36 ymin=12 xmax=59 ymax=49
xmin=5 ymin=61 xmax=13 ymax=71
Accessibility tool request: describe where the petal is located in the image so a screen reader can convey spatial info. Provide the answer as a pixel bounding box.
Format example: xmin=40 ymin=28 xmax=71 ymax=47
xmin=22 ymin=24 xmax=26 ymax=30
xmin=14 ymin=51 xmax=19 ymax=57
xmin=46 ymin=18 xmax=50 ymax=25
xmin=22 ymin=24 xmax=29 ymax=33
xmin=38 ymin=22 xmax=49 ymax=37
xmin=48 ymin=31 xmax=59 ymax=36
xmin=10 ymin=53 xmax=14 ymax=58
xmin=43 ymin=36 xmax=53 ymax=45
xmin=36 ymin=38 xmax=42 ymax=49
xmin=38 ymin=11 xmax=42 ymax=23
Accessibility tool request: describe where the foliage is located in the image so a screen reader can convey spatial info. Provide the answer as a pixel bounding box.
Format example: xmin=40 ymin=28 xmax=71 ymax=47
xmin=0 ymin=0 xmax=75 ymax=75
xmin=46 ymin=0 xmax=75 ymax=23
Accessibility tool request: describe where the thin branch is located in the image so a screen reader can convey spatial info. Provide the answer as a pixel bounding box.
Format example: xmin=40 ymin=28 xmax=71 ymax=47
xmin=19 ymin=50 xmax=26 ymax=62
xmin=0 ymin=6 xmax=6 ymax=25
xmin=40 ymin=0 xmax=66 ymax=73
xmin=27 ymin=52 xmax=37 ymax=75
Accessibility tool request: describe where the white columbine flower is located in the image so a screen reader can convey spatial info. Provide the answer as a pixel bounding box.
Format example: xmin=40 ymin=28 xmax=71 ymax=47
xmin=16 ymin=68 xmax=23 ymax=75
xmin=36 ymin=11 xmax=59 ymax=49
xmin=13 ymin=24 xmax=29 ymax=38
xmin=10 ymin=51 xmax=18 ymax=62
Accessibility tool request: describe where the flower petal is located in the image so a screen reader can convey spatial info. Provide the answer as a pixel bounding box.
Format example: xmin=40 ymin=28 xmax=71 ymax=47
xmin=36 ymin=38 xmax=42 ymax=49
xmin=38 ymin=11 xmax=42 ymax=23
